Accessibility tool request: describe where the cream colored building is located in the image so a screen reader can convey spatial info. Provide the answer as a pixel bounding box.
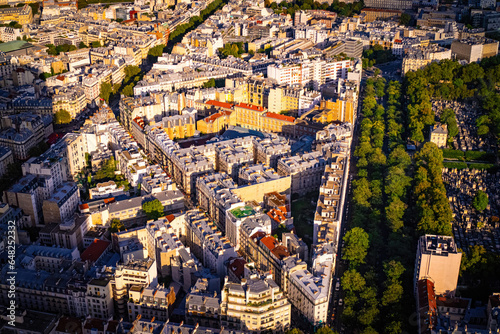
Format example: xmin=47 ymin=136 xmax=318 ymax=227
xmin=233 ymin=164 xmax=291 ymax=204
xmin=221 ymin=274 xmax=291 ymax=333
xmin=414 ymin=235 xmax=462 ymax=297
xmin=86 ymin=278 xmax=114 ymax=320
xmin=429 ymin=123 xmax=448 ymax=148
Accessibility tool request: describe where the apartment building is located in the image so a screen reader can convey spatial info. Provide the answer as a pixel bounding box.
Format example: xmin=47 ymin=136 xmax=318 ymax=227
xmin=146 ymin=218 xmax=190 ymax=276
xmin=277 ymin=151 xmax=327 ymax=196
xmin=197 ymin=110 xmax=232 ymax=134
xmin=267 ymin=59 xmax=352 ymax=89
xmin=226 ymin=208 xmax=272 ymax=251
xmin=42 ymin=182 xmax=80 ymax=224
xmin=429 ymin=123 xmax=448 ymax=148
xmin=114 ymin=258 xmax=158 ymax=318
xmin=86 ymin=278 xmax=115 ymax=320
xmin=107 ymin=191 xmax=184 ymax=226
xmin=310 ymin=95 xmax=356 ymax=125
xmin=364 ymin=0 xmax=412 ymax=10
xmin=268 ymin=86 xmax=321 ymax=117
xmin=6 ymin=155 xmax=67 ymax=226
xmin=414 ymin=235 xmax=462 ymax=297
xmin=402 ymin=44 xmax=452 ymax=74
xmin=162 ymin=114 xmax=196 ymax=140
xmin=220 ymin=274 xmax=291 ymax=333
xmin=116 ymin=148 xmax=148 ymax=187
xmin=0 ymin=266 xmax=75 ymax=316
xmin=238 ymin=217 xmax=292 ymax=288
xmin=0 ymin=113 xmax=47 ymax=160
xmin=253 ymin=136 xmax=291 ymax=170
xmin=52 ymin=86 xmax=87 ymax=119
xmin=170 ymin=147 xmax=214 ymax=195
xmin=233 ymin=164 xmax=291 ymax=204
xmin=216 ymin=139 xmax=254 ymax=181
xmin=0 ymin=146 xmax=13 ymax=177
xmin=260 ymin=112 xmax=296 ymax=134
xmin=231 ymin=103 xmax=267 ymax=131
xmin=282 ymin=243 xmax=334 ymax=326
xmin=314 ymin=156 xmax=348 ymax=245
xmin=128 ymin=284 xmax=175 ymax=322
xmin=141 ymin=168 xmax=175 ymax=195
xmin=185 ymin=278 xmax=221 ymax=328
xmin=196 ymin=172 xmax=242 ymax=232
xmin=184 ymin=210 xmax=237 ymax=278
xmin=451 ymin=37 xmax=499 ymax=63
xmin=89 ymin=181 xmax=126 ymax=199
xmin=0 ymin=4 xmax=33 ymax=24
xmin=119 ymin=95 xmax=163 ymax=132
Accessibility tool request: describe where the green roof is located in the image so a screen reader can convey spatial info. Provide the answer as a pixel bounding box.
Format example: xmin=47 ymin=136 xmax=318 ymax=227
xmin=0 ymin=40 xmax=34 ymax=53
xmin=230 ymin=206 xmax=256 ymax=219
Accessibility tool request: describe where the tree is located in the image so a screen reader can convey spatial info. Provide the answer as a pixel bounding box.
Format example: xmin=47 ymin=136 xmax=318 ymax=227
xmin=342 ymin=227 xmax=370 ymax=267
xmin=148 ymin=44 xmax=165 ymax=57
xmin=286 ymin=329 xmax=304 ymax=334
xmin=374 ymin=68 xmax=380 ymax=77
xmin=399 ymin=13 xmax=411 ymax=26
xmin=109 ymin=218 xmax=125 ymax=232
xmin=440 ymin=108 xmax=459 ymax=142
xmin=95 ymin=157 xmax=116 ymax=180
xmin=124 ymin=65 xmax=141 ymax=82
xmin=383 ymin=260 xmax=405 ymax=282
xmin=54 ymin=109 xmax=72 ymax=124
xmin=381 ymin=282 xmax=403 ymax=306
xmin=202 ymin=78 xmax=216 ymax=88
xmin=472 ymin=190 xmax=488 ymax=212
xmin=122 ymin=84 xmax=134 ymax=97
xmin=78 ymin=41 xmax=88 ymax=49
xmin=91 ymin=41 xmax=101 ymax=48
xmin=341 ymin=269 xmax=366 ymax=292
xmin=100 ymin=82 xmax=112 ymax=103
xmin=142 ymin=199 xmax=164 ymax=220
xmin=385 ymin=197 xmax=406 ymax=232
xmin=315 ymin=326 xmax=338 ymax=334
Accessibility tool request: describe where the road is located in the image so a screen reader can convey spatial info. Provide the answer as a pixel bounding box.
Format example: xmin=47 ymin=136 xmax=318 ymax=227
xmin=329 ymin=71 xmax=365 ymax=333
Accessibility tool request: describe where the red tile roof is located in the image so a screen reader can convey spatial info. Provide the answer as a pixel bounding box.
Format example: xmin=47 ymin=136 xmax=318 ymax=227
xmin=236 ymin=103 xmax=265 ymax=112
xmin=271 ymin=245 xmax=290 ymax=260
xmin=204 ymin=110 xmax=231 ymax=123
xmin=206 ymin=100 xmax=233 ymax=109
xmin=264 ymin=112 xmax=295 ymax=123
xmin=229 ymin=258 xmax=247 ymax=279
xmin=250 ymin=231 xmax=266 ymax=242
xmin=260 ymin=235 xmax=279 ymax=251
xmin=81 ymin=239 xmax=110 ymax=263
xmin=165 ymin=214 xmax=175 ymax=223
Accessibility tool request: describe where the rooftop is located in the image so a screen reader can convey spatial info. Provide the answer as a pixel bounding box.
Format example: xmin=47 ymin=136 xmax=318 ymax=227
xmin=229 ymin=205 xmax=256 ymax=219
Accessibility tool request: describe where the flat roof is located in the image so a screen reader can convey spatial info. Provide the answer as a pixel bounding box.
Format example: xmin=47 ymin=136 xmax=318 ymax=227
xmin=0 ymin=40 xmax=34 ymax=53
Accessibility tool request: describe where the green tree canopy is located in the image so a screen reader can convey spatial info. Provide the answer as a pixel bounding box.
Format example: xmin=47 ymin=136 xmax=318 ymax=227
xmin=315 ymin=325 xmax=338 ymax=334
xmin=203 ymin=78 xmax=216 ymax=88
xmin=54 ymin=109 xmax=71 ymax=124
xmin=122 ymin=84 xmax=134 ymax=97
xmin=100 ymin=82 xmax=112 ymax=103
xmin=342 ymin=227 xmax=370 ymax=267
xmin=109 ymin=218 xmax=125 ymax=232
xmin=95 ymin=157 xmax=116 ymax=181
xmin=148 ymin=44 xmax=165 ymax=57
xmin=142 ymin=199 xmax=164 ymax=220
xmin=341 ymin=269 xmax=366 ymax=292
xmin=472 ymin=190 xmax=489 ymax=212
